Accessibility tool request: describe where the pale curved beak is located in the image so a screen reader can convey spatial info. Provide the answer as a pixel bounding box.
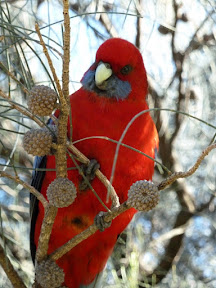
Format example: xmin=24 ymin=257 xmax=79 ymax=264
xmin=95 ymin=62 xmax=112 ymax=89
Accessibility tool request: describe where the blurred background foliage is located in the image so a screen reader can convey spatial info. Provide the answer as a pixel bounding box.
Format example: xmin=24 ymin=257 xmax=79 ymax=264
xmin=0 ymin=0 xmax=216 ymax=287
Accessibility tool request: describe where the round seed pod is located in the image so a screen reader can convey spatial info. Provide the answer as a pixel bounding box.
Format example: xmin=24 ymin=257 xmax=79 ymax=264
xmin=127 ymin=180 xmax=159 ymax=212
xmin=23 ymin=128 xmax=53 ymax=156
xmin=47 ymin=177 xmax=77 ymax=208
xmin=28 ymin=85 xmax=57 ymax=116
xmin=35 ymin=259 xmax=64 ymax=288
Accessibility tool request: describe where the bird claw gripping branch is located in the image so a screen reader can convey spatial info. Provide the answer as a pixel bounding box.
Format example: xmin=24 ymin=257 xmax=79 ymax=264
xmin=79 ymin=159 xmax=100 ymax=191
xmin=94 ymin=211 xmax=112 ymax=232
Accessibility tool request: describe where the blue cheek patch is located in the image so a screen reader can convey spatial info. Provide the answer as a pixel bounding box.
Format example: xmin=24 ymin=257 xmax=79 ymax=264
xmin=81 ymin=70 xmax=95 ymax=91
xmin=81 ymin=70 xmax=131 ymax=100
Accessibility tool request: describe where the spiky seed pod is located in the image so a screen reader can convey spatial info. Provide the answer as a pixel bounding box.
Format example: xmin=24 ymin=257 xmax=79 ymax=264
xmin=127 ymin=180 xmax=159 ymax=212
xmin=47 ymin=178 xmax=77 ymax=208
xmin=23 ymin=128 xmax=53 ymax=156
xmin=28 ymin=85 xmax=57 ymax=116
xmin=35 ymin=259 xmax=64 ymax=288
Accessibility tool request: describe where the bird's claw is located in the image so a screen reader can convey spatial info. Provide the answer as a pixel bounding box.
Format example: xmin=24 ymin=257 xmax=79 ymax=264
xmin=94 ymin=211 xmax=112 ymax=232
xmin=79 ymin=159 xmax=100 ymax=191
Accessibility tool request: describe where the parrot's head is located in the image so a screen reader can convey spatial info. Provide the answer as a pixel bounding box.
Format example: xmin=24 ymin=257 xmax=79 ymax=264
xmin=81 ymin=38 xmax=148 ymax=101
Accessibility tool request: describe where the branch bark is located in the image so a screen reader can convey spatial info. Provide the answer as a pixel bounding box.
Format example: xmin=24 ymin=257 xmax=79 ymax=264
xmin=0 ymin=243 xmax=26 ymax=288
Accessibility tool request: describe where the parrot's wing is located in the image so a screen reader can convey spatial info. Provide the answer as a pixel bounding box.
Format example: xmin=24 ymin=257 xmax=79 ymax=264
xmin=80 ymin=270 xmax=104 ymax=288
xmin=30 ymin=155 xmax=47 ymax=264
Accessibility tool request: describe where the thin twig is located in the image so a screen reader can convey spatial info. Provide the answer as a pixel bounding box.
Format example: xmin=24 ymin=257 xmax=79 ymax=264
xmin=0 ymin=171 xmax=48 ymax=208
xmin=62 ymin=0 xmax=70 ymax=103
xmin=158 ymin=143 xmax=216 ymax=190
xmin=0 ymin=243 xmax=27 ymax=288
xmin=35 ymin=23 xmax=64 ymax=102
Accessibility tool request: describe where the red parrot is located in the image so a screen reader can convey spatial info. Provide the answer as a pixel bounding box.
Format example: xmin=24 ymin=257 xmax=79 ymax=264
xmin=30 ymin=38 xmax=159 ymax=288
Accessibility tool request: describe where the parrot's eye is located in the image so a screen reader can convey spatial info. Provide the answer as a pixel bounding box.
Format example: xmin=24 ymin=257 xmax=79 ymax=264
xmin=120 ymin=65 xmax=133 ymax=75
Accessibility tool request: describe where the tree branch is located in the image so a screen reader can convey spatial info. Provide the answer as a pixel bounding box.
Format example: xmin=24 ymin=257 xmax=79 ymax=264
xmin=0 ymin=243 xmax=26 ymax=288
xmin=0 ymin=171 xmax=48 ymax=208
xmin=158 ymin=143 xmax=216 ymax=191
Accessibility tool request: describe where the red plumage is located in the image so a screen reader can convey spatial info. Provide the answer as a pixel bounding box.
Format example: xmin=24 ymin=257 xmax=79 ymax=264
xmin=31 ymin=38 xmax=159 ymax=287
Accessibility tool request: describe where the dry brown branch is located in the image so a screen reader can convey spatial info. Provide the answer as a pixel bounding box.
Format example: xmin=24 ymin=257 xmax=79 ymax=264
xmin=33 ymin=175 xmax=57 ymax=260
xmin=62 ymin=0 xmax=70 ymax=102
xmin=158 ymin=143 xmax=216 ymax=191
xmin=0 ymin=243 xmax=26 ymax=288
xmin=35 ymin=204 xmax=58 ymax=270
xmin=53 ymin=0 xmax=70 ymax=179
xmin=36 ymin=205 xmax=58 ymax=263
xmin=35 ymin=23 xmax=64 ymax=102
xmin=0 ymin=171 xmax=48 ymax=208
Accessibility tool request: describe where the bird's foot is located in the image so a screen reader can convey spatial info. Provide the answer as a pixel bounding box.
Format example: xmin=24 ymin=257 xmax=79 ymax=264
xmin=79 ymin=159 xmax=100 ymax=191
xmin=94 ymin=211 xmax=112 ymax=232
